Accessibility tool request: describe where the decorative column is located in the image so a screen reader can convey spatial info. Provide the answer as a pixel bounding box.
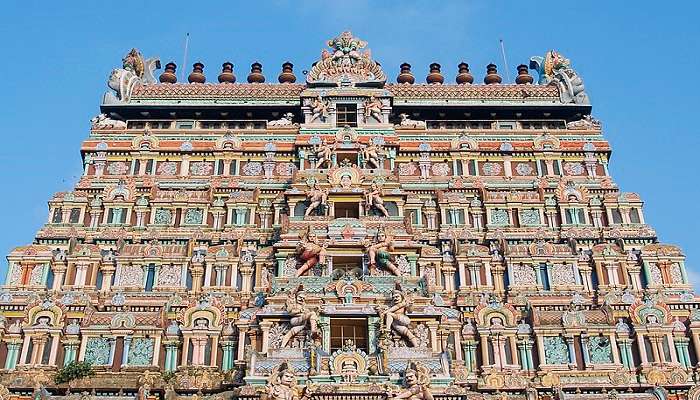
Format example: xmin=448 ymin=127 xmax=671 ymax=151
xmin=190 ymin=259 xmax=205 ymax=294
xmin=62 ymin=337 xmax=80 ymax=365
xmin=442 ymin=266 xmax=456 ymax=292
xmin=163 ymin=338 xmax=180 ymax=371
xmin=565 ymin=336 xmax=577 ymax=365
xmin=318 ymin=316 xmax=331 ymax=353
xmin=368 ymin=316 xmax=380 ymax=354
xmin=50 ymin=262 xmax=67 ymax=291
xmin=451 ymin=326 xmax=463 ymax=361
xmin=3 ymin=338 xmax=22 ymax=370
xmin=240 ymin=265 xmax=254 ymax=295
xmin=580 ymin=334 xmax=591 ymax=368
xmin=492 ymin=264 xmax=505 ymax=295
xmin=636 ymin=333 xmax=650 ymax=365
xmin=674 ymin=337 xmax=691 ymax=368
xmin=461 ymin=322 xmax=477 ymax=372
xmin=418 ymin=152 xmax=431 ymax=180
xmin=236 ymin=324 xmax=249 ymax=362
xmin=221 ymin=339 xmax=236 ymax=371
xmin=122 ymin=336 xmax=132 ymax=366
xmin=100 ymin=263 xmax=116 ymax=292
xmin=260 ymin=321 xmax=273 ymax=354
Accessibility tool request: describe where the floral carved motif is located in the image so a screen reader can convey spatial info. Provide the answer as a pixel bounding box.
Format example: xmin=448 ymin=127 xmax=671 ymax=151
xmin=398 ymin=163 xmax=417 ymax=176
xmin=431 ymin=163 xmax=450 ymax=176
xmin=563 ymin=162 xmax=585 ymax=176
xmin=128 ymin=337 xmax=154 ymax=366
xmin=243 ymin=162 xmax=263 ymax=176
xmin=512 ymin=264 xmax=537 ymax=285
xmin=543 ymin=336 xmax=569 ymax=364
xmin=482 ymin=162 xmax=502 ymax=176
xmin=551 ymin=264 xmax=577 ymax=285
xmin=190 ymin=162 xmax=213 ymax=176
xmin=106 ymin=162 xmax=129 ymax=175
xmin=85 ymin=337 xmax=111 ymax=365
xmin=157 ymin=161 xmax=178 ymax=176
xmin=515 ymin=163 xmax=535 ymax=176
xmin=157 ymin=264 xmax=181 ymax=286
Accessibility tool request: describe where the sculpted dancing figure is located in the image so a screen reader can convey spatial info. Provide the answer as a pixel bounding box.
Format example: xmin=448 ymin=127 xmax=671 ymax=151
xmin=379 ymin=289 xmax=419 ymax=347
xmin=365 ymin=230 xmax=401 ymax=276
xmin=309 ymin=96 xmax=330 ymax=122
xmin=295 ymin=229 xmax=327 ymax=277
xmin=281 ymin=287 xmax=320 ymax=348
xmin=363 ymin=96 xmax=383 ymax=122
xmin=361 ymin=142 xmax=383 ymax=169
xmin=304 ymin=183 xmax=328 ymax=217
xmin=365 ymin=183 xmax=389 ymax=217
xmin=314 ymin=141 xmax=333 ymax=169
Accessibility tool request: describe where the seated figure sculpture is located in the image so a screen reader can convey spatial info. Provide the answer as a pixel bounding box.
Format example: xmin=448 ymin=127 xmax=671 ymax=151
xmin=363 ymin=95 xmax=383 ymax=123
xmin=295 ymin=228 xmax=327 ymax=277
xmin=365 ymin=183 xmax=390 ymax=217
xmin=361 ymin=142 xmax=383 ymax=169
xmin=281 ymin=286 xmax=320 ymax=348
xmin=313 ymin=141 xmax=333 ymax=169
xmin=304 ymin=183 xmax=328 ymax=217
xmin=378 ymin=288 xmax=419 ymax=347
xmin=365 ymin=230 xmax=401 ymax=276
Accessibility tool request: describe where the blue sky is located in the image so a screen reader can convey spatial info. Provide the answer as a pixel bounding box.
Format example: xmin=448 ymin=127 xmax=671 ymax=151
xmin=1 ymin=1 xmax=698 ymax=285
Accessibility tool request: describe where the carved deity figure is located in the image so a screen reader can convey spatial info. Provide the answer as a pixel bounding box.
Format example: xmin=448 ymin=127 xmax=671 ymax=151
xmin=304 ymin=183 xmax=328 ymax=217
xmin=361 ymin=142 xmax=383 ymax=169
xmin=295 ymin=229 xmax=327 ymax=277
xmin=281 ymin=288 xmax=320 ymax=348
xmin=267 ymin=363 xmax=300 ymax=400
xmin=365 ymin=183 xmax=389 ymax=217
xmin=313 ymin=141 xmax=334 ymax=169
xmin=363 ymin=96 xmax=383 ymax=123
xmin=379 ymin=290 xmax=418 ymax=346
xmin=365 ymin=230 xmax=401 ymax=276
xmin=309 ymin=96 xmax=330 ymax=122
xmin=390 ymin=364 xmax=433 ymax=400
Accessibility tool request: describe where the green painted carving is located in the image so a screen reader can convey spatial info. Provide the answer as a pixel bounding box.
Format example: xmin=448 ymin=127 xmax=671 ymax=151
xmin=543 ymin=336 xmax=569 ymax=364
xmin=84 ymin=337 xmax=111 ymax=366
xmin=588 ymin=336 xmax=613 ymax=364
xmin=184 ymin=208 xmax=204 ymax=225
xmin=127 ymin=337 xmax=154 ymax=366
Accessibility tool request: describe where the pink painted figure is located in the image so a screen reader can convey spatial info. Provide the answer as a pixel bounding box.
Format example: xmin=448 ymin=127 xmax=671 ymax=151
xmin=294 ymin=229 xmax=327 ymax=277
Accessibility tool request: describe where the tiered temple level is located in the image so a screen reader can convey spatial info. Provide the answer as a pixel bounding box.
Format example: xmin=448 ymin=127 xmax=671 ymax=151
xmin=1 ymin=32 xmax=697 ymax=400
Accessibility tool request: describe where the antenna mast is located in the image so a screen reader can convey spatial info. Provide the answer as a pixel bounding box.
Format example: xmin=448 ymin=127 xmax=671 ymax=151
xmin=499 ymin=39 xmax=511 ymax=83
xmin=182 ymin=33 xmax=190 ymax=82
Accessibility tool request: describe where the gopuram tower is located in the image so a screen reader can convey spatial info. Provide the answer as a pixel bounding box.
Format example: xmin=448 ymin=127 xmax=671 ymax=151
xmin=1 ymin=32 xmax=697 ymax=400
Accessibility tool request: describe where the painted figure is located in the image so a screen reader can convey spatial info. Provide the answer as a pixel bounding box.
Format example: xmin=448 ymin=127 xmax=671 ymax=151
xmin=309 ymin=96 xmax=330 ymax=122
xmin=365 ymin=230 xmax=401 ymax=275
xmin=281 ymin=287 xmax=320 ymax=348
xmin=363 ymin=96 xmax=383 ymax=123
xmin=390 ymin=363 xmax=433 ymax=400
xmin=304 ymin=183 xmax=328 ymax=216
xmin=379 ymin=289 xmax=419 ymax=347
xmin=267 ymin=363 xmax=300 ymax=400
xmin=295 ymin=229 xmax=327 ymax=277
xmin=365 ymin=183 xmax=389 ymax=217
xmin=314 ymin=141 xmax=334 ymax=169
xmin=361 ymin=142 xmax=383 ymax=169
